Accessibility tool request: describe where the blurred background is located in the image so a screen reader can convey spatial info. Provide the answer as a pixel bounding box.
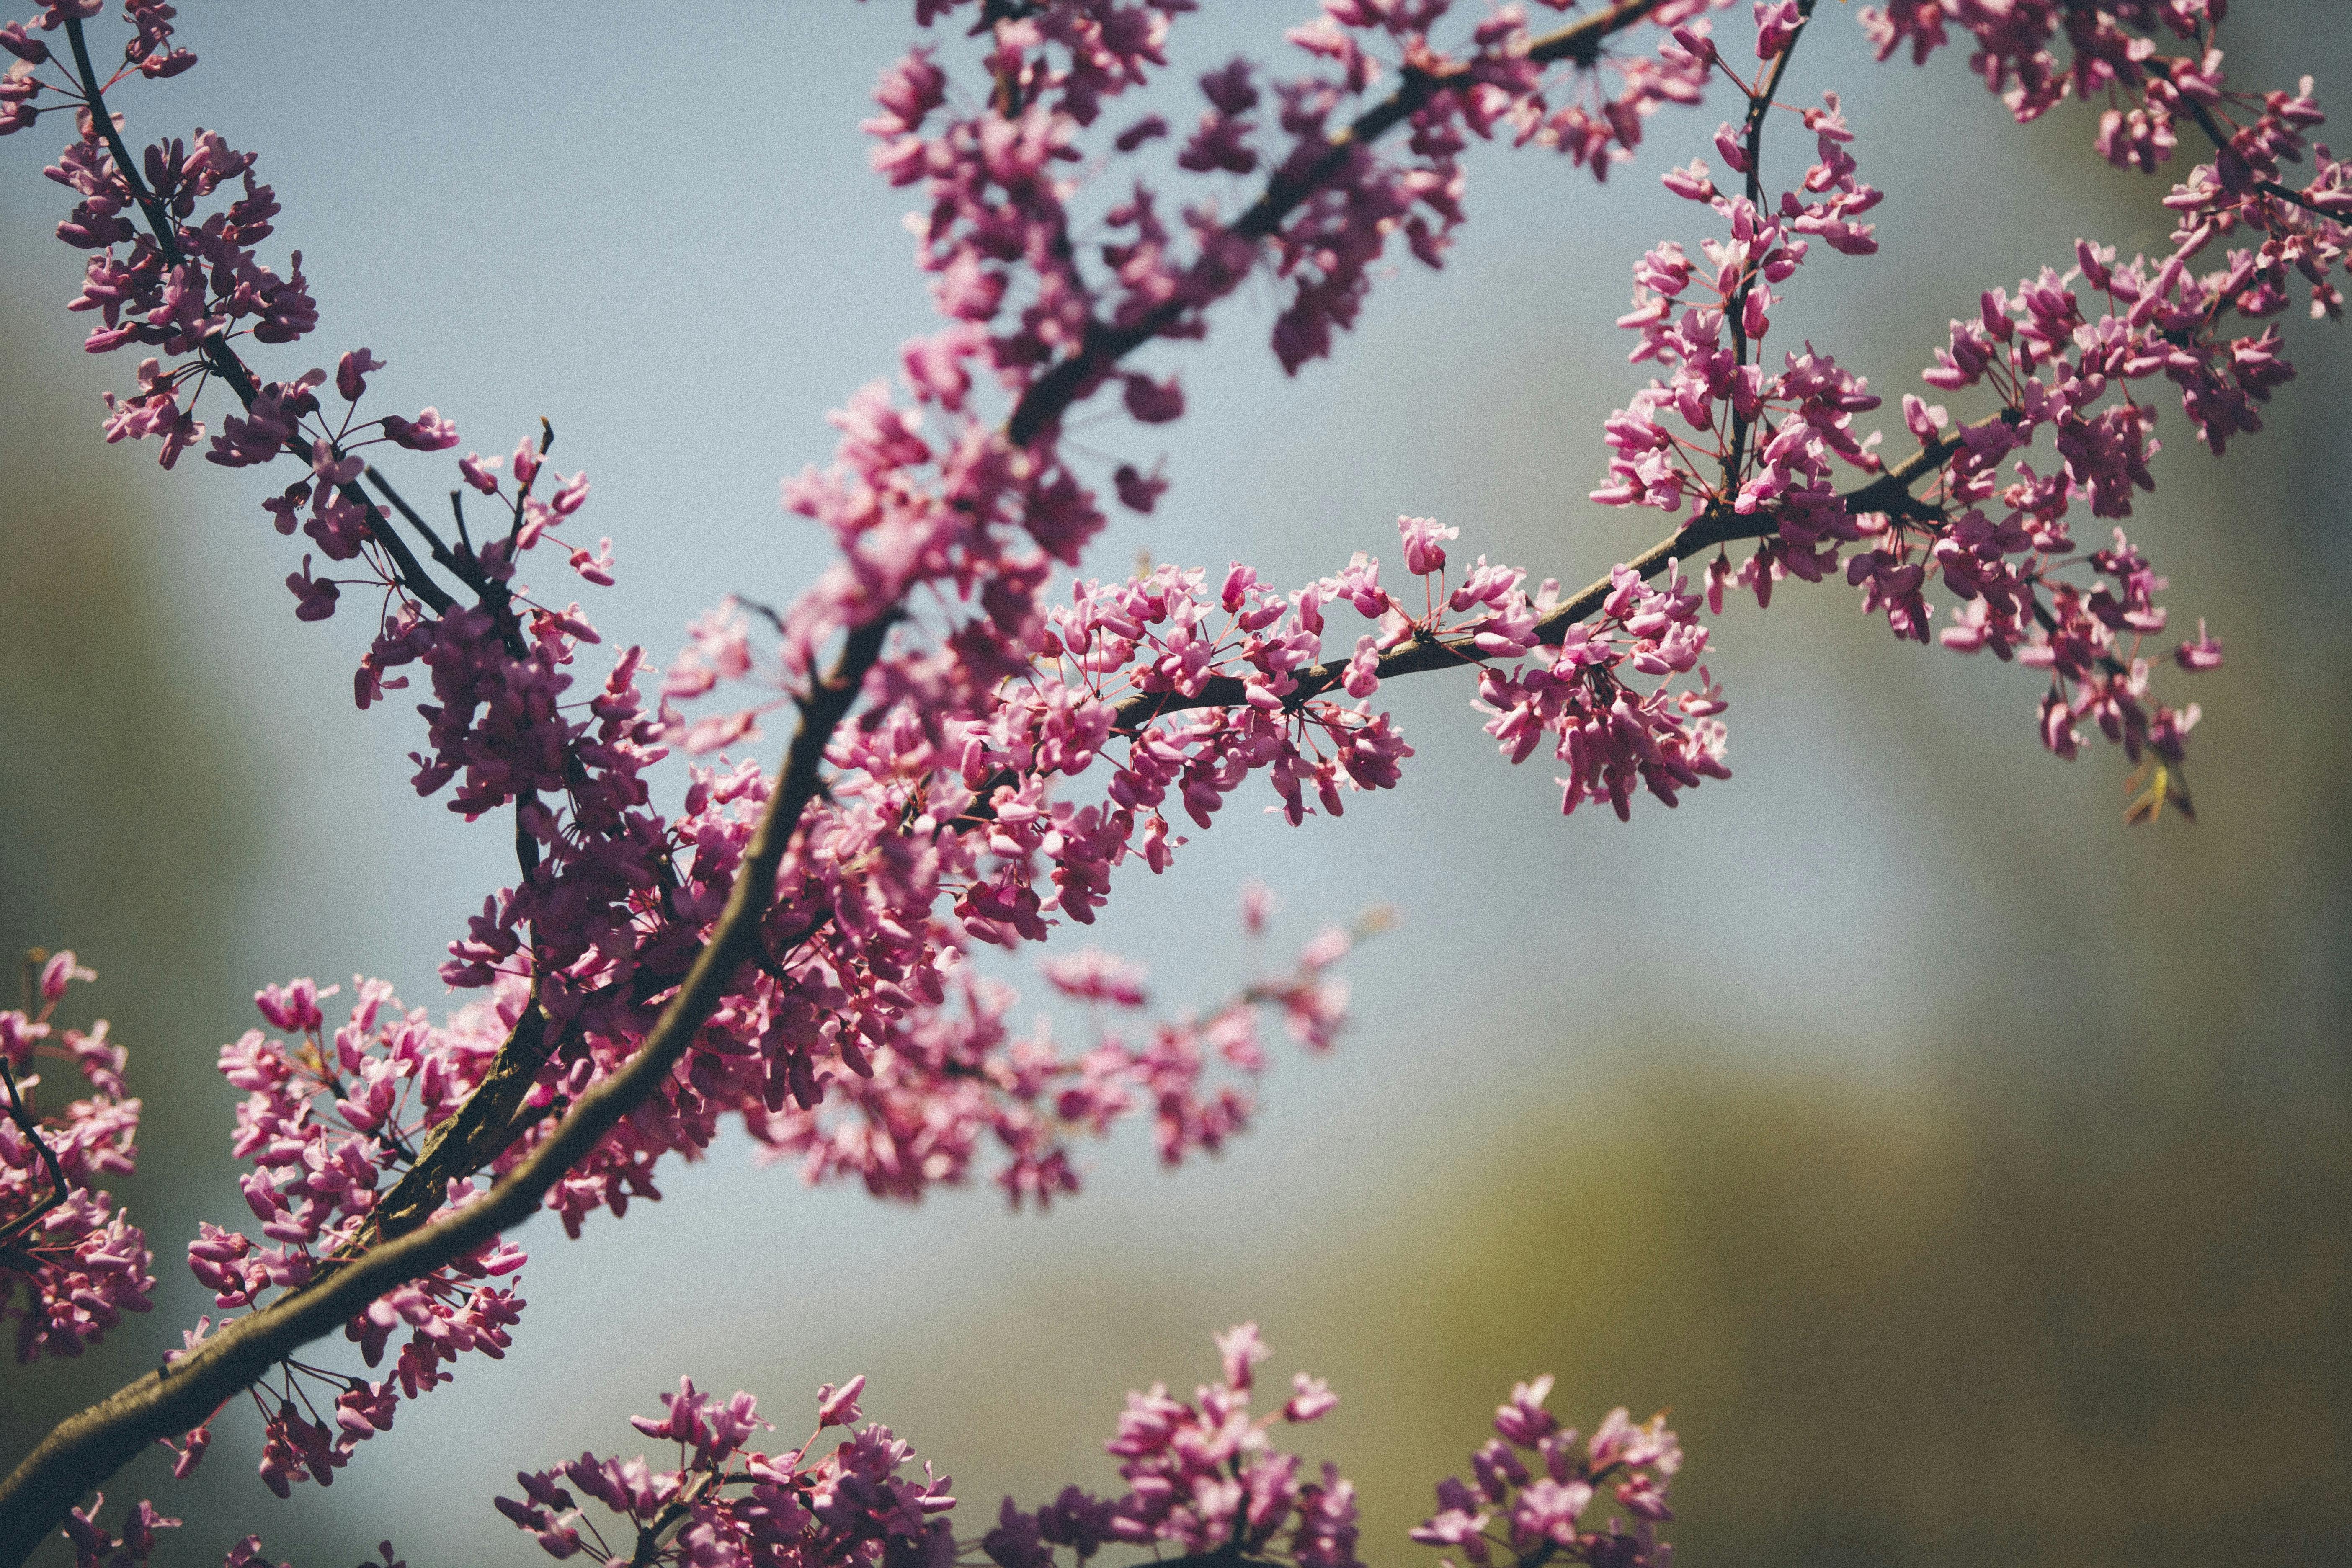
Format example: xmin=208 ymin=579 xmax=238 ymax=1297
xmin=3 ymin=3 xmax=2347 ymax=1565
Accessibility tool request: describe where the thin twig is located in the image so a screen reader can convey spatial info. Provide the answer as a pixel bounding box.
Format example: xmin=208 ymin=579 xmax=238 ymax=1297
xmin=1005 ymin=0 xmax=1669 ymax=446
xmin=363 ymin=464 xmax=531 ymax=658
xmin=2142 ymin=55 xmax=2340 ymax=220
xmin=1097 ymin=422 xmax=1972 ymax=734
xmin=1723 ymin=0 xmax=1819 ymax=491
xmin=61 ymin=18 xmax=461 ymax=617
xmin=364 ymin=467 xmax=466 ymax=587
xmin=0 ymin=1053 xmax=70 ymax=1255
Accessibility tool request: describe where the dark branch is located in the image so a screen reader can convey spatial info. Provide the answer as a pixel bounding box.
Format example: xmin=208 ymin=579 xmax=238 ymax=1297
xmin=365 ymin=997 xmax=553 ymax=1242
xmin=364 ymin=467 xmax=467 ymax=589
xmin=2143 ymin=54 xmax=2339 ymax=220
xmin=0 ymin=1047 xmax=70 ymax=1256
xmin=1101 ymin=423 xmax=1972 ymax=733
xmin=61 ymin=18 xmax=460 ymax=618
xmin=0 ymin=616 xmax=895 ymax=1565
xmin=1724 ymin=0 xmax=1819 ymax=490
xmin=1005 ymin=0 xmax=1669 ymax=446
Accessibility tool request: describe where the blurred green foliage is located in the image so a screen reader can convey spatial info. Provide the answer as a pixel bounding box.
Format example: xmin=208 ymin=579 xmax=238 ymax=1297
xmin=1348 ymin=1053 xmax=2351 ymax=1566
xmin=0 ymin=285 xmax=265 ymax=1517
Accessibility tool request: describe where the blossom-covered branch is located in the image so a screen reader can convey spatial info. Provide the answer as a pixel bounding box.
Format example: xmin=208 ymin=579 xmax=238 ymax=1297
xmin=1003 ymin=0 xmax=1683 ymax=446
xmin=1 ymin=0 xmax=2346 ymax=1561
xmin=19 ymin=0 xmax=1763 ymax=1517
xmin=51 ymin=15 xmax=467 ymax=618
xmin=0 ymin=953 xmax=149 ymax=1364
xmin=0 ymin=615 xmax=888 ymax=1561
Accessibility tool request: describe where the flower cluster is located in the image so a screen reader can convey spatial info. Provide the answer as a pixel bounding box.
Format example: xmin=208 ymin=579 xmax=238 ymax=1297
xmin=187 ymin=977 xmax=529 ymax=1494
xmin=60 ymin=1494 xmax=177 ymax=1568
xmin=1858 ymin=4 xmax=2351 ymax=309
xmin=1594 ymin=76 xmax=1887 ymax=539
xmin=869 ymin=3 xmax=1203 ymax=406
xmin=1015 ymin=549 xmax=1424 ymax=838
xmin=869 ymin=0 xmax=1736 ymax=423
xmin=1879 ymin=38 xmax=2337 ymax=814
xmin=1859 ymin=0 xmax=2229 ymax=162
xmin=1426 ymin=0 xmax=1730 ymax=175
xmin=1904 ymin=243 xmax=2283 ymax=818
xmin=1410 ymin=1377 xmax=1680 ymax=1568
xmin=496 ymin=1331 xmax=1632 ymax=1568
xmin=1474 ymin=561 xmax=1730 ymax=819
xmin=47 ymin=121 xmax=310 ymax=467
xmin=497 ymin=1327 xmax=1369 ymax=1568
xmin=753 ymin=901 xmax=1362 ymax=1207
xmin=498 ymin=1375 xmax=955 ymax=1568
xmin=1583 ymin=12 xmax=2347 ymax=813
xmin=2156 ymin=86 xmax=2349 ymax=324
xmin=0 ymin=952 xmax=152 ymax=1363
xmin=1251 ymin=0 xmax=1733 ymax=374
xmin=1001 ymin=504 xmax=1729 ymax=825
xmin=994 ymin=1322 xmax=1360 ymax=1568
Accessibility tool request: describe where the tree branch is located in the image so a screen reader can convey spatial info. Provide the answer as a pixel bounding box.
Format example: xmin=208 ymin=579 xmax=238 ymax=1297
xmin=1723 ymin=0 xmax=1818 ymax=488
xmin=0 ymin=1050 xmax=69 ymax=1255
xmin=1006 ymin=0 xmax=1669 ymax=447
xmin=1101 ymin=423 xmax=1971 ymax=732
xmin=0 ymin=616 xmax=895 ymax=1567
xmin=366 ymin=995 xmax=552 ymax=1242
xmin=2141 ymin=53 xmax=2341 ymax=220
xmin=61 ymin=17 xmax=462 ymax=618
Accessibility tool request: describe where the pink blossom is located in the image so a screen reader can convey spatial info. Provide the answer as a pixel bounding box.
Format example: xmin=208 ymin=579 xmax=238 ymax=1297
xmin=1398 ymin=515 xmax=1457 ymax=577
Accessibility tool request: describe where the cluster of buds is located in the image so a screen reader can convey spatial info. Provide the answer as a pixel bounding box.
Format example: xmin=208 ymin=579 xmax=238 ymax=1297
xmin=186 ymin=977 xmax=529 ymax=1492
xmin=498 ymin=1375 xmax=954 ymax=1568
xmin=1411 ymin=1378 xmax=1680 ymax=1568
xmin=0 ymin=953 xmax=150 ymax=1363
